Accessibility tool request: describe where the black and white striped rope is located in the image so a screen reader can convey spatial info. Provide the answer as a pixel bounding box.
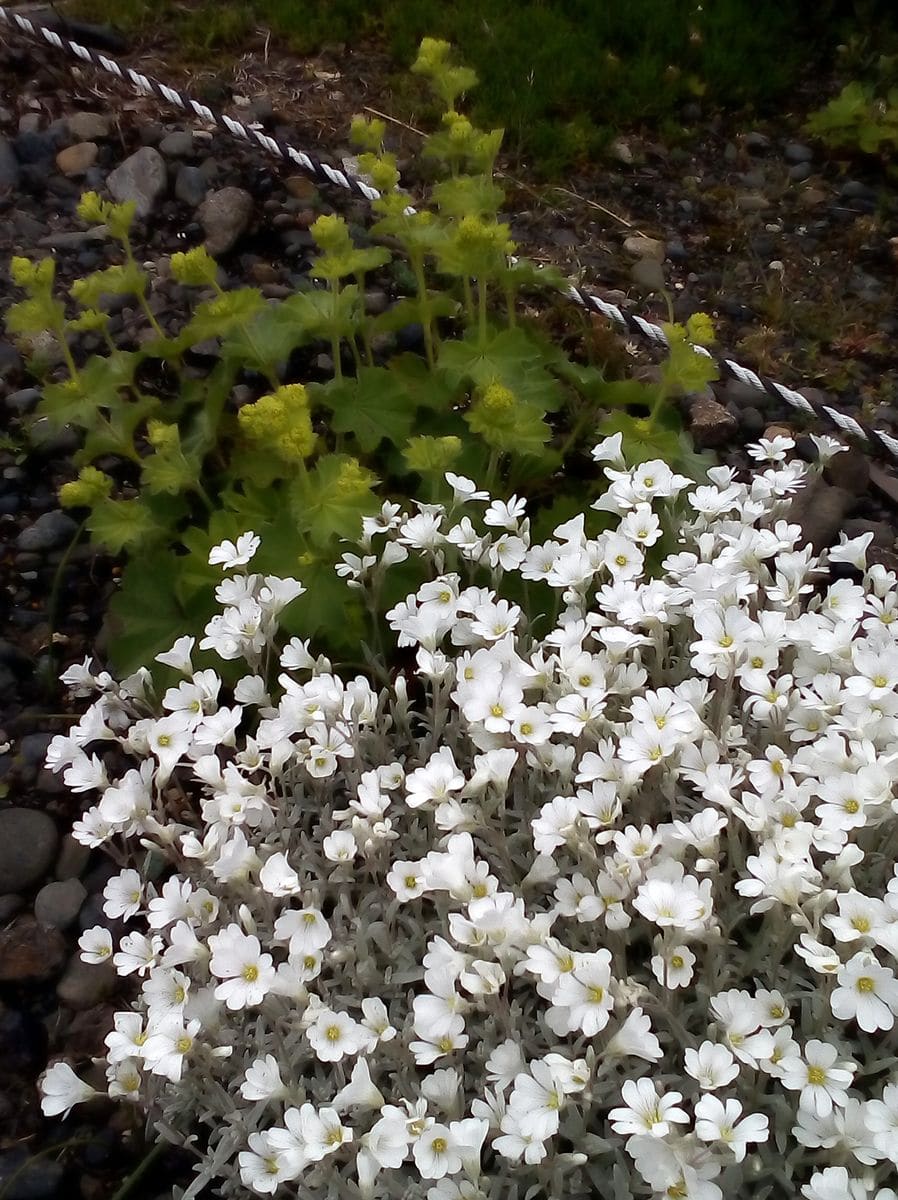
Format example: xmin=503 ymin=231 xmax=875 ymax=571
xmin=3 ymin=2 xmax=898 ymax=464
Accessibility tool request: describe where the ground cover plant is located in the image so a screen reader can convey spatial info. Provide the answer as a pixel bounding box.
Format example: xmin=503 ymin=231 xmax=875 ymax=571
xmin=4 ymin=39 xmax=716 ymax=680
xmin=38 ymin=431 xmax=898 ymax=1200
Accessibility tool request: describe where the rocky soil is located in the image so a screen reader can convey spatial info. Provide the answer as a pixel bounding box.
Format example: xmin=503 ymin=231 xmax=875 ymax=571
xmin=0 ymin=12 xmax=897 ymax=1200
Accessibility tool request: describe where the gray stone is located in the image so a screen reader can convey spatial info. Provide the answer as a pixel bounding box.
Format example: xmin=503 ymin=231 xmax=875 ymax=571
xmin=175 ymin=164 xmax=209 ymax=207
xmin=784 ymin=141 xmax=813 ymax=163
xmin=608 ymin=137 xmax=634 ymax=165
xmin=739 ymin=406 xmax=765 ymax=437
xmin=55 ymin=833 xmax=91 ymax=881
xmin=623 ymin=234 xmax=666 ymax=261
xmin=15 ymin=510 xmax=78 ymax=552
xmin=841 ymin=179 xmax=876 ymax=200
xmin=744 ymin=131 xmax=771 ymax=153
xmin=0 ymin=809 xmax=59 ymax=893
xmin=14 ymin=130 xmax=59 ymax=164
xmin=364 ymin=290 xmax=389 ymax=316
xmin=17 ymin=732 xmax=52 ymax=767
xmin=823 ymin=442 xmax=870 ymax=496
xmin=198 ymin=186 xmax=254 ymax=255
xmin=107 ymin=145 xmax=168 ymax=218
xmin=630 ymin=257 xmax=666 ymax=294
xmin=689 ymin=394 xmax=738 ymax=448
xmin=5 ymin=388 xmax=40 ymax=415
xmin=0 ymin=137 xmax=19 ymax=190
xmin=159 ymin=130 xmax=196 ymax=159
xmin=791 ymin=479 xmax=855 ymax=552
xmin=55 ymin=141 xmax=98 ymax=177
xmin=788 ymin=162 xmax=813 ymax=183
xmin=34 ymin=878 xmax=87 ymax=929
xmin=17 ymin=112 xmax=42 ymax=135
xmin=735 ymin=193 xmax=770 ymax=213
xmin=66 ymin=111 xmax=112 ymax=141
xmin=56 ymin=956 xmax=116 ymax=1009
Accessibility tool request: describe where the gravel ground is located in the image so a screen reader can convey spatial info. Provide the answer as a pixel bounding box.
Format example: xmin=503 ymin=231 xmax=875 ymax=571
xmin=1 ymin=16 xmax=898 ymax=1200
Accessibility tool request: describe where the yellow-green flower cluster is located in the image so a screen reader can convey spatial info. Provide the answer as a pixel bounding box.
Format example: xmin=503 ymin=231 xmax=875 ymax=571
xmin=403 ymin=435 xmax=462 ymax=474
xmin=479 ymin=382 xmax=516 ymax=414
xmin=70 ymin=263 xmax=145 ymax=309
xmin=76 ymin=191 xmax=136 ymax=240
xmin=237 ymin=384 xmax=317 ymax=464
xmin=349 ymin=114 xmax=386 ymax=153
xmin=333 ymin=457 xmax=377 ymax=496
xmin=169 ymin=246 xmax=221 ymax=288
xmin=455 ymin=215 xmax=515 ymax=258
xmin=10 ymin=255 xmax=55 ymax=291
xmin=59 ymin=466 xmax=113 ymax=509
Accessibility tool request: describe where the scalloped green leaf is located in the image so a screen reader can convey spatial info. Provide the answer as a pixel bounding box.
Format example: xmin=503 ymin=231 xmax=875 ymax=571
xmin=316 ymin=367 xmax=417 ymax=453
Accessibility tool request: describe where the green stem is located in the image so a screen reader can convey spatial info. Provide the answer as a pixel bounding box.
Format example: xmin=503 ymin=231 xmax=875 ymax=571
xmin=477 ymin=278 xmax=488 ymax=347
xmin=411 ymin=253 xmax=435 ymax=368
xmin=462 ymin=277 xmax=475 ymax=328
xmin=108 ymin=1138 xmax=168 ymax=1200
xmin=122 ymin=233 xmax=165 ymax=341
xmin=45 ymin=516 xmax=90 ymax=692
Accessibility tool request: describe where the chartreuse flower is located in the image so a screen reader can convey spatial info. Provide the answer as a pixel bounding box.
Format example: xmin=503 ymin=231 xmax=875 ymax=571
xmin=59 ymin=466 xmax=114 ymax=509
xmin=237 ymin=384 xmax=317 ymax=464
xmin=169 ymin=246 xmax=221 ymax=288
xmin=309 ymin=214 xmax=391 ymax=283
xmin=349 ymin=114 xmax=386 ymax=153
xmin=70 ymin=263 xmax=146 ymax=310
xmin=76 ymin=191 xmax=136 ymax=240
xmin=402 ymin=435 xmax=463 ymax=475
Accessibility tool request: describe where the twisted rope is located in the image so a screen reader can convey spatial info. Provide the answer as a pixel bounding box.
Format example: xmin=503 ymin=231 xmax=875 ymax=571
xmin=3 ymin=2 xmax=897 ymax=464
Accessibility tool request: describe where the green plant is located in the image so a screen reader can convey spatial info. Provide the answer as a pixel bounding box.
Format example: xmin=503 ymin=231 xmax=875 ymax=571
xmin=7 ymin=38 xmax=715 ymax=678
xmin=805 ymin=81 xmax=898 ymax=163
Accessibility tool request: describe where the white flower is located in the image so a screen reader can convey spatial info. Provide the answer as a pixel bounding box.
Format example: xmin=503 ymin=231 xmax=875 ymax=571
xmin=413 ymin=1123 xmax=462 ymax=1180
xmin=608 ymin=1077 xmax=689 ymax=1138
xmin=332 ymin=1057 xmax=385 ymax=1113
xmin=831 ymin=952 xmax=898 ymax=1032
xmin=142 ymin=1016 xmax=200 ymax=1082
xmin=801 ymin=1167 xmax=870 ymax=1200
xmin=306 ymin=1009 xmax=368 ymax=1063
xmin=39 ymin=1061 xmax=98 ymax=1118
xmin=323 ymin=829 xmax=358 ymax=863
xmin=684 ymin=1042 xmax=740 ymax=1090
xmin=259 ymin=852 xmax=301 ymax=897
xmin=240 ymin=1054 xmax=287 ymax=1102
xmin=273 ymin=907 xmax=331 ymax=956
xmin=102 ymin=868 xmax=144 ymax=919
xmin=694 ymin=1094 xmax=769 ymax=1162
xmin=208 ymin=925 xmax=275 ymax=1010
xmin=78 ymin=925 xmax=114 ymax=965
xmin=777 ymin=1039 xmax=856 ymax=1117
xmin=238 ymin=1131 xmax=298 ymax=1194
xmin=650 ymin=942 xmax=696 ymax=988
xmin=209 ymin=531 xmax=261 ymax=569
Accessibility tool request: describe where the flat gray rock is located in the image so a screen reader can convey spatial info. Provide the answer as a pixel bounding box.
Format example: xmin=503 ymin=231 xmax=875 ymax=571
xmin=107 ymin=145 xmax=168 ymax=218
xmin=34 ymin=878 xmax=87 ymax=930
xmin=66 ymin=111 xmax=112 ymax=141
xmin=0 ymin=809 xmax=59 ymax=894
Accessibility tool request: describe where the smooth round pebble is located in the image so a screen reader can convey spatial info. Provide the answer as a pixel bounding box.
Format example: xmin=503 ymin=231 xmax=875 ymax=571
xmin=0 ymin=809 xmax=59 ymax=893
xmin=34 ymin=878 xmax=87 ymax=930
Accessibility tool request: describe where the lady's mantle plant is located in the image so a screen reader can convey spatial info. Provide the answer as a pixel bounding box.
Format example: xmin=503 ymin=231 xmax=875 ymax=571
xmin=40 ymin=435 xmax=898 ymax=1200
xmin=5 ymin=38 xmax=716 ymax=677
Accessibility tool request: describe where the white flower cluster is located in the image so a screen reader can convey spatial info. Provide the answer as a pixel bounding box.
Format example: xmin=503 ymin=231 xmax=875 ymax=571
xmin=39 ymin=435 xmax=898 ymax=1200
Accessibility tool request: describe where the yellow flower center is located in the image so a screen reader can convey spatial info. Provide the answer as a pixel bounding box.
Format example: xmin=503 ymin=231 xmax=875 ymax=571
xmin=242 ymin=965 xmax=259 ymax=982
xmin=771 ymin=760 xmax=784 ymax=776
xmin=520 ymin=722 xmax=533 ymax=735
xmin=326 ymin=1025 xmax=342 ymax=1042
xmin=464 ymin=667 xmax=474 ymax=680
xmin=265 ymin=1158 xmax=280 ymax=1176
xmin=134 ymin=1031 xmax=148 ymax=1046
xmin=852 ymin=917 xmax=871 ymax=933
xmin=472 ymin=883 xmax=488 ymax=899
xmin=438 ymin=1036 xmax=455 ymax=1052
xmin=326 ymin=1129 xmax=344 ymax=1146
xmin=615 ymin=555 xmax=628 ymax=567
xmin=844 ymin=799 xmax=860 ymax=814
xmin=874 ymin=675 xmax=888 ymax=688
xmin=404 ymin=875 xmax=418 ymax=889
xmin=671 ymin=955 xmax=684 ymax=970
xmin=431 ymin=1137 xmax=447 ymax=1154
xmin=588 ymin=986 xmax=605 ymax=1003
xmin=176 ymin=1036 xmax=192 ymax=1054
xmin=157 ymin=733 xmax=172 ymax=747
xmin=857 ymin=976 xmax=875 ymax=993
xmin=649 ymin=746 xmax=663 ymax=761
xmin=719 ymin=635 xmax=733 ymax=648
xmin=490 ymin=704 xmax=504 ymax=717
xmin=303 ymin=913 xmax=318 ymax=925
xmin=174 ymin=986 xmax=186 ymax=1004
xmin=806 ymin=1066 xmax=826 ymax=1085
xmin=304 ymin=955 xmax=317 ymax=970
xmin=751 ymin=656 xmax=764 ymax=668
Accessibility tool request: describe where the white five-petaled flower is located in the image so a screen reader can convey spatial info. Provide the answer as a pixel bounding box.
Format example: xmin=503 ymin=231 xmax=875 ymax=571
xmin=208 ymin=925 xmax=275 ymax=1010
xmin=39 ymin=1061 xmax=98 ymax=1118
xmin=209 ymin=531 xmax=261 ymax=569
